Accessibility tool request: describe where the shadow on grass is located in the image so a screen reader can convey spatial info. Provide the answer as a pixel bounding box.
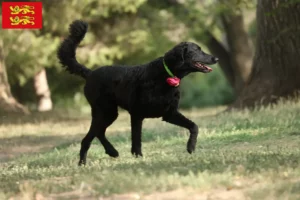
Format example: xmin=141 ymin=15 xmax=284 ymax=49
xmin=112 ymin=148 xmax=300 ymax=175
xmin=1 ymin=130 xmax=300 ymax=199
xmin=0 ymin=134 xmax=84 ymax=162
xmin=107 ymin=131 xmax=300 ymax=175
xmin=2 ymin=127 xmax=300 ymax=173
xmin=289 ymin=132 xmax=300 ymax=136
xmin=0 ymin=110 xmax=89 ymax=125
xmin=0 ymin=128 xmax=176 ymax=162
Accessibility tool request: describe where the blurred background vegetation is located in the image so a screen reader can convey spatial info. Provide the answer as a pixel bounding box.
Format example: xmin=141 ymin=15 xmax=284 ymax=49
xmin=2 ymin=0 xmax=298 ymax=114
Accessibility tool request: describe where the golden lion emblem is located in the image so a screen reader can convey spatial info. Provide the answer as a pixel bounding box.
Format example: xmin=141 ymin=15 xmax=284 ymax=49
xmin=10 ymin=16 xmax=35 ymax=25
xmin=10 ymin=5 xmax=35 ymax=15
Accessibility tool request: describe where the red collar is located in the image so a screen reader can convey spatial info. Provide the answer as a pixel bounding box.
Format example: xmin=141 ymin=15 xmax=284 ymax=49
xmin=163 ymin=59 xmax=180 ymax=87
xmin=166 ymin=77 xmax=180 ymax=87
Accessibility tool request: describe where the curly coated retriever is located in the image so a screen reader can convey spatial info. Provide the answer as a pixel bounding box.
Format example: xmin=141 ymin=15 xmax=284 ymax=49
xmin=57 ymin=20 xmax=219 ymax=165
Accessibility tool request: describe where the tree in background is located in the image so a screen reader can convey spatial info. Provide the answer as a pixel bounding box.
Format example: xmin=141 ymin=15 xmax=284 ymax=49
xmin=232 ymin=0 xmax=300 ymax=108
xmin=1 ymin=0 xmax=154 ymax=110
xmin=1 ymin=0 xmax=237 ymax=111
xmin=149 ymin=0 xmax=255 ymax=95
xmin=0 ymin=39 xmax=29 ymax=114
xmin=0 ymin=28 xmax=58 ymax=112
xmin=212 ymin=0 xmax=254 ymax=94
xmin=34 ymin=69 xmax=52 ymax=111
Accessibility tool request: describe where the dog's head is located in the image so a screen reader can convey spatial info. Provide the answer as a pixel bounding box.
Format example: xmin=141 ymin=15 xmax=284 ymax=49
xmin=164 ymin=42 xmax=218 ymax=76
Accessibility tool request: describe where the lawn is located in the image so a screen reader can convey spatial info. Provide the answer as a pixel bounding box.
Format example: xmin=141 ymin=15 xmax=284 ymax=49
xmin=1 ymin=101 xmax=300 ymax=200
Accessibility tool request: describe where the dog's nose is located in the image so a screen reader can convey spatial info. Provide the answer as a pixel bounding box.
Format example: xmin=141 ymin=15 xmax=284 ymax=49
xmin=212 ymin=57 xmax=219 ymax=62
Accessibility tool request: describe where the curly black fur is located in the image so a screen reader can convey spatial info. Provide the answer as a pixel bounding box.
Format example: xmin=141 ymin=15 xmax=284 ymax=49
xmin=57 ymin=20 xmax=219 ymax=165
xmin=57 ymin=20 xmax=91 ymax=78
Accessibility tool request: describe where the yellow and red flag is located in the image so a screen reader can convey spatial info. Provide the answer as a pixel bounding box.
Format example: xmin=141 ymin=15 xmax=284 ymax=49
xmin=2 ymin=2 xmax=42 ymax=29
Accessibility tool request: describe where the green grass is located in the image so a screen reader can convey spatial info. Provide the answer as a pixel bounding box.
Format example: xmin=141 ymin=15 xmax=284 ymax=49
xmin=1 ymin=102 xmax=300 ymax=199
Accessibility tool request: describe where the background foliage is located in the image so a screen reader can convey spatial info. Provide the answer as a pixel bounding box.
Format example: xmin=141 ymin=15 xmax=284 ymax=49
xmin=0 ymin=0 xmax=256 ymax=109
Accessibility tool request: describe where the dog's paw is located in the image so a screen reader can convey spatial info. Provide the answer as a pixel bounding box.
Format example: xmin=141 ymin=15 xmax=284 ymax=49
xmin=131 ymin=147 xmax=143 ymax=157
xmin=105 ymin=149 xmax=119 ymax=158
xmin=187 ymin=143 xmax=195 ymax=154
xmin=78 ymin=160 xmax=86 ymax=166
xmin=132 ymin=152 xmax=143 ymax=157
xmin=187 ymin=147 xmax=195 ymax=154
xmin=187 ymin=140 xmax=196 ymax=154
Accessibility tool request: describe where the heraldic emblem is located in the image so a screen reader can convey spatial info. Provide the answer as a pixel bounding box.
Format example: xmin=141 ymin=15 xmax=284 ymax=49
xmin=2 ymin=2 xmax=42 ymax=29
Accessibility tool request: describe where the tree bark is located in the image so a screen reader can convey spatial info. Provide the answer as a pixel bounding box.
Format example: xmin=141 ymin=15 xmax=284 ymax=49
xmin=232 ymin=0 xmax=300 ymax=109
xmin=203 ymin=32 xmax=235 ymax=88
xmin=0 ymin=40 xmax=29 ymax=115
xmin=221 ymin=14 xmax=254 ymax=94
xmin=34 ymin=68 xmax=53 ymax=112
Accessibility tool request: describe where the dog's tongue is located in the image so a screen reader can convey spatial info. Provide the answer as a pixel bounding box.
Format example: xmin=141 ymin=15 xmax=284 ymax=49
xmin=195 ymin=62 xmax=212 ymax=72
xmin=206 ymin=66 xmax=213 ymax=72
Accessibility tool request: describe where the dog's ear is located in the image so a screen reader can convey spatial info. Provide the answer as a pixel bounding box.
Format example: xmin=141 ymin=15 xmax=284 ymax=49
xmin=164 ymin=42 xmax=188 ymax=63
xmin=181 ymin=42 xmax=188 ymax=62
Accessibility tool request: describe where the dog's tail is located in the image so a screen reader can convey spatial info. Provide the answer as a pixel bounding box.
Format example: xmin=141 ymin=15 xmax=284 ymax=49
xmin=57 ymin=20 xmax=91 ymax=79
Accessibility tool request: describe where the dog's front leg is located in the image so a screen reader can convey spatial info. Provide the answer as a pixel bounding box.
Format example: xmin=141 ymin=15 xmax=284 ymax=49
xmin=163 ymin=110 xmax=198 ymax=154
xmin=130 ymin=116 xmax=144 ymax=157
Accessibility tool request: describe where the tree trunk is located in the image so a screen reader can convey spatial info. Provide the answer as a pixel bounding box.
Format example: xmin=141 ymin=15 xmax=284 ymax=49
xmin=0 ymin=40 xmax=29 ymax=115
xmin=204 ymin=32 xmax=235 ymax=88
xmin=34 ymin=68 xmax=53 ymax=112
xmin=232 ymin=0 xmax=300 ymax=109
xmin=149 ymin=0 xmax=254 ymax=95
xmin=221 ymin=14 xmax=254 ymax=94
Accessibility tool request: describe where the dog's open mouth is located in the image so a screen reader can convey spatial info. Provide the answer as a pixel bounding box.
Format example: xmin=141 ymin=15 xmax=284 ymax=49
xmin=193 ymin=62 xmax=213 ymax=72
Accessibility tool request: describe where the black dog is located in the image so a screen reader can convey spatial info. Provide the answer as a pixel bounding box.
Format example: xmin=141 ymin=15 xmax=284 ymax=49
xmin=57 ymin=20 xmax=218 ymax=165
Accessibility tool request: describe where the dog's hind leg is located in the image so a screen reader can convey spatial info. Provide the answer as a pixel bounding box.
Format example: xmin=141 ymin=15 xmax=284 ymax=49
xmin=95 ymin=106 xmax=119 ymax=158
xmin=162 ymin=110 xmax=198 ymax=154
xmin=78 ymin=104 xmax=118 ymax=165
xmin=78 ymin=116 xmax=97 ymax=166
xmin=130 ymin=116 xmax=144 ymax=157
